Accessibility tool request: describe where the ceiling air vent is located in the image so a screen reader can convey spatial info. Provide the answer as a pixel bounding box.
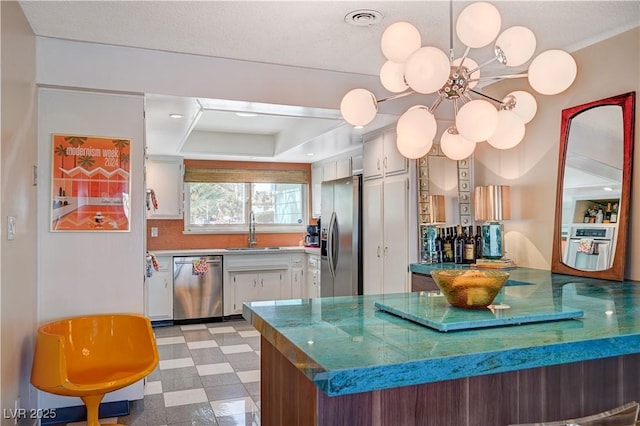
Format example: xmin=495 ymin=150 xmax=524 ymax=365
xmin=344 ymin=9 xmax=383 ymax=27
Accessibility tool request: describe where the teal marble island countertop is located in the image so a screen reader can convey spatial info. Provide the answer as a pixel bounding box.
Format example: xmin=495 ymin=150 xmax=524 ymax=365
xmin=242 ymin=267 xmax=640 ymax=397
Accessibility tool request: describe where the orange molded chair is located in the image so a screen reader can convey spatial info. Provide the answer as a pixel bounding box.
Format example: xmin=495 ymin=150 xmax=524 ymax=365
xmin=31 ymin=314 xmax=159 ymax=426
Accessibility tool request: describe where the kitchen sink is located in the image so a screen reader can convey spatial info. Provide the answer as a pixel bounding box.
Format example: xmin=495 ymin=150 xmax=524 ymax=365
xmin=226 ymin=247 xmax=281 ymax=251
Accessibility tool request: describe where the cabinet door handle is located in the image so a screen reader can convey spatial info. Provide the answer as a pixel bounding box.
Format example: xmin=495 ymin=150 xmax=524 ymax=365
xmin=384 ymin=246 xmax=389 ymax=256
xmin=261 ymin=278 xmax=264 ymax=287
xmin=253 ymin=279 xmax=257 ymax=288
xmin=377 ymin=158 xmax=381 ymax=171
xmin=384 ymin=156 xmax=388 ymax=170
xmin=377 ymin=246 xmax=381 ymax=258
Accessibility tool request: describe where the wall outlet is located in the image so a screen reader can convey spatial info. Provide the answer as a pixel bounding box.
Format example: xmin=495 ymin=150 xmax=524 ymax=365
xmin=8 ymin=216 xmax=16 ymax=240
xmin=151 ymin=227 xmax=158 ymax=237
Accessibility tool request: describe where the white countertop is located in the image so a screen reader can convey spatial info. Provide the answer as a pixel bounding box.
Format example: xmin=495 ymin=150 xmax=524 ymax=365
xmin=150 ymin=246 xmax=321 ymax=257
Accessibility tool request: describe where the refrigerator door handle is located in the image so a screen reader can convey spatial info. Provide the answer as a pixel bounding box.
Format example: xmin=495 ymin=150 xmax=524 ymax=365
xmin=331 ymin=213 xmax=339 ymax=275
xmin=327 ymin=211 xmax=337 ymax=279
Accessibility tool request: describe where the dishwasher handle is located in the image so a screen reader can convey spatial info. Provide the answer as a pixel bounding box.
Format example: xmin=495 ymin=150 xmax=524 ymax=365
xmin=174 ymin=260 xmax=222 ymax=266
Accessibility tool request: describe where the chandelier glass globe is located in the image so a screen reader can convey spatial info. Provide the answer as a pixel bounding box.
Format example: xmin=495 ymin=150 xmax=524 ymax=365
xmin=495 ymin=26 xmax=537 ymax=67
xmin=339 ymin=88 xmax=378 ymax=127
xmin=380 ymin=61 xmax=408 ymax=93
xmin=504 ymin=91 xmax=537 ymax=124
xmin=456 ymin=2 xmax=501 ymax=49
xmin=528 ymin=49 xmax=577 ymax=95
xmin=397 ymin=106 xmax=437 ymax=143
xmin=440 ymin=127 xmax=476 ymax=160
xmin=397 ymin=134 xmax=433 ymax=159
xmin=456 ymin=100 xmax=499 ymax=142
xmin=396 ymin=106 xmax=436 ymax=159
xmin=381 ymin=21 xmax=422 ymax=63
xmin=487 ymin=110 xmax=526 ymax=149
xmin=404 ymin=47 xmax=451 ymax=94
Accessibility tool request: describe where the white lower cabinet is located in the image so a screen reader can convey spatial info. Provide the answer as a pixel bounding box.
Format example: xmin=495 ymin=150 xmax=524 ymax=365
xmin=306 ymin=254 xmax=321 ymax=299
xmin=224 ymin=252 xmax=306 ymax=315
xmin=147 ymin=255 xmax=173 ymax=321
xmin=230 ymin=270 xmax=284 ymax=314
xmin=291 ymin=254 xmax=305 ymax=299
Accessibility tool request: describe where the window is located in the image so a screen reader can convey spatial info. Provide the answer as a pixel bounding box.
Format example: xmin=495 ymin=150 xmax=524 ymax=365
xmin=185 ymin=182 xmax=307 ymax=232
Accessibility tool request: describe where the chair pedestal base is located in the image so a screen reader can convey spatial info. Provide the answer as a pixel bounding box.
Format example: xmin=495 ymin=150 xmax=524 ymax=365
xmin=81 ymin=394 xmax=104 ymax=426
xmin=81 ymin=394 xmax=125 ymax=426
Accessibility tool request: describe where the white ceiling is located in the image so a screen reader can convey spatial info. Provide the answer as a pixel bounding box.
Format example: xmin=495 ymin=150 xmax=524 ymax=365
xmin=18 ymin=1 xmax=640 ymax=163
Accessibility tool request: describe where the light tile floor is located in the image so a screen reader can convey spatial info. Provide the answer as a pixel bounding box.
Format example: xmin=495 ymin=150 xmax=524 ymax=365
xmin=64 ymin=319 xmax=261 ymax=426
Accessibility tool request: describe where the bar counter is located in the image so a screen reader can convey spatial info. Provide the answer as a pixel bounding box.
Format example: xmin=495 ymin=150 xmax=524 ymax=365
xmin=243 ymin=267 xmax=640 ymax=425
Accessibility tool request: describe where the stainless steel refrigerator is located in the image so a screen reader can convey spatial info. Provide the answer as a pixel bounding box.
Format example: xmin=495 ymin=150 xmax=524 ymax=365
xmin=320 ymin=175 xmax=363 ymax=297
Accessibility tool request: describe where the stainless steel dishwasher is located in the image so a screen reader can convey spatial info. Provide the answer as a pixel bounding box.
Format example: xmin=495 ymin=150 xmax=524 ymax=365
xmin=173 ymin=255 xmax=223 ymax=321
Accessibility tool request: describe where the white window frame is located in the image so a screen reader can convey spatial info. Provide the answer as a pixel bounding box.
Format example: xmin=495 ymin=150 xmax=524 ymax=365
xmin=183 ymin=182 xmax=309 ymax=234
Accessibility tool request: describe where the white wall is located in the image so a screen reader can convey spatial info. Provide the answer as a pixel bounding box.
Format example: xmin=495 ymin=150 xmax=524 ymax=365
xmin=1 ymin=2 xmax=38 ymax=422
xmin=36 ymin=88 xmax=145 ymax=408
xmin=475 ymin=27 xmax=640 ymax=280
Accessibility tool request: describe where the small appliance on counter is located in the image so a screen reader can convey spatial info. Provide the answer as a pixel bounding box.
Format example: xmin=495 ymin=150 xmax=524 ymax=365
xmin=304 ymin=221 xmax=320 ymax=247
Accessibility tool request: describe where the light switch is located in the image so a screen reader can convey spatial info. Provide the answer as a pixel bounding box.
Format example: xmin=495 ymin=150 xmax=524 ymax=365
xmin=8 ymin=216 xmax=16 ymax=240
xmin=151 ymin=227 xmax=158 ymax=237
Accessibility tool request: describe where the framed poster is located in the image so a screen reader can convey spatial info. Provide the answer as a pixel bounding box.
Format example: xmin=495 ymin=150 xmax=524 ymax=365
xmin=51 ymin=134 xmax=131 ymax=232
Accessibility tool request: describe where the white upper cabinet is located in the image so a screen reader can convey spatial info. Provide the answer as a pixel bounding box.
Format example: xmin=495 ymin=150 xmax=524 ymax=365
xmin=146 ymin=156 xmax=183 ymax=219
xmin=311 ymin=154 xmax=355 ymax=219
xmin=363 ymin=131 xmax=408 ymax=180
xmin=335 ymin=158 xmax=352 ymax=179
xmin=311 ymin=165 xmax=323 ymax=218
xmin=322 ymin=161 xmax=337 ymax=182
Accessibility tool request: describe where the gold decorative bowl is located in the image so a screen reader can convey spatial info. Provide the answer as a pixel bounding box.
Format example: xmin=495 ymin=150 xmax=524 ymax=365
xmin=429 ymin=269 xmax=510 ymax=309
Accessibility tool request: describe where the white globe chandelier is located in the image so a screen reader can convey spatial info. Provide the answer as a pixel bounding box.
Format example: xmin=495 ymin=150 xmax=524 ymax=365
xmin=340 ymin=1 xmax=578 ymax=160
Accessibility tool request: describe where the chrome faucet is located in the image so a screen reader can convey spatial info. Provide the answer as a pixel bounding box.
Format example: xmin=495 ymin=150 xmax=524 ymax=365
xmin=248 ymin=210 xmax=257 ymax=247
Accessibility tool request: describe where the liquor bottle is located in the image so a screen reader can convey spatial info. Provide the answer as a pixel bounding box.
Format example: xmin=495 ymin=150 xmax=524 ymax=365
xmin=604 ymin=203 xmax=612 ymax=223
xmin=454 ymin=225 xmax=465 ymax=264
xmin=610 ymin=203 xmax=618 ymax=223
xmin=447 ymin=227 xmax=455 ymax=262
xmin=443 ymin=228 xmax=452 ymax=263
xmin=463 ymin=226 xmax=476 ymax=264
xmin=596 ymin=209 xmax=604 ymax=224
xmin=475 ymin=225 xmax=483 ymax=259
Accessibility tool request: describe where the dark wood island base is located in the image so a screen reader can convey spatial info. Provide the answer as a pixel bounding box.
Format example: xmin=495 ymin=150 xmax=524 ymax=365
xmin=261 ymin=336 xmax=640 ymax=426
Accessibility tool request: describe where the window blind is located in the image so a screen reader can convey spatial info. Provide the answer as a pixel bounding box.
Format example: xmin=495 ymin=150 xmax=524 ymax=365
xmin=184 ymin=167 xmax=309 ymax=184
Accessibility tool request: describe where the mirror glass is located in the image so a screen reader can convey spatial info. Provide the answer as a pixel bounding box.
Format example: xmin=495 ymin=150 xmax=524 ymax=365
xmin=417 ymin=144 xmax=473 ymax=262
xmin=552 ymin=92 xmax=635 ymax=280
